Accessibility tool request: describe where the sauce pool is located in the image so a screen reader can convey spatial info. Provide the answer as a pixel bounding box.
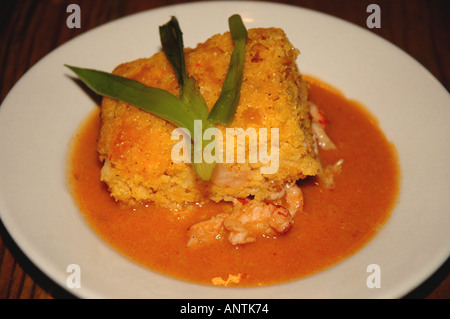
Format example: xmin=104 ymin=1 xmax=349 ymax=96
xmin=67 ymin=77 xmax=400 ymax=286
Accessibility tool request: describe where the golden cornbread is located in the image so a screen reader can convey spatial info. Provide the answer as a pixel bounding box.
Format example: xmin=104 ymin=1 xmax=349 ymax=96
xmin=97 ymin=28 xmax=320 ymax=207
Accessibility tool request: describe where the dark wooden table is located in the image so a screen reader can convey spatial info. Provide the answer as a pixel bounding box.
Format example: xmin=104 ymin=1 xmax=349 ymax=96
xmin=1 ymin=0 xmax=449 ymax=299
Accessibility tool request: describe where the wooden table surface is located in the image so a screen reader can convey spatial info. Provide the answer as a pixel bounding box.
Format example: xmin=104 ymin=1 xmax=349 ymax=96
xmin=0 ymin=0 xmax=449 ymax=299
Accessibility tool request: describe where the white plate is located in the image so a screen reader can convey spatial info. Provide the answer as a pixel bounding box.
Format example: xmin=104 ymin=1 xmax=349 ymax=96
xmin=0 ymin=1 xmax=449 ymax=299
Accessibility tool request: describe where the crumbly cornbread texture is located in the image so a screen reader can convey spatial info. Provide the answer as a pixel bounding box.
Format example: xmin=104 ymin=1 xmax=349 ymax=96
xmin=97 ymin=28 xmax=320 ymax=207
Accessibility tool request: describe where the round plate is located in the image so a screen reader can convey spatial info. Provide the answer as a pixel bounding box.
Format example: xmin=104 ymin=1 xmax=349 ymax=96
xmin=1 ymin=1 xmax=449 ymax=299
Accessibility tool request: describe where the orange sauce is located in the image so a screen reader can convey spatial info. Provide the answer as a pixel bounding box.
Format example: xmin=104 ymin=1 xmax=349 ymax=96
xmin=68 ymin=78 xmax=400 ymax=286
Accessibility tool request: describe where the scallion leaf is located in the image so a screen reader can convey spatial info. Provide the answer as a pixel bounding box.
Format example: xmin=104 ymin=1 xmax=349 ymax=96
xmin=158 ymin=16 xmax=186 ymax=87
xmin=65 ymin=65 xmax=199 ymax=136
xmin=208 ymin=14 xmax=248 ymax=126
xmin=159 ymin=16 xmax=209 ymax=121
xmin=159 ymin=16 xmax=216 ymax=180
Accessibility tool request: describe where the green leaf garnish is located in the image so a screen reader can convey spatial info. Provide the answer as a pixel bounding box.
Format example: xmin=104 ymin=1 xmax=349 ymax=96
xmin=159 ymin=17 xmax=209 ymax=120
xmin=208 ymin=14 xmax=248 ymax=125
xmin=159 ymin=16 xmax=216 ymax=179
xmin=66 ymin=14 xmax=247 ymax=181
xmin=158 ymin=16 xmax=186 ymax=87
xmin=65 ymin=65 xmax=200 ymax=135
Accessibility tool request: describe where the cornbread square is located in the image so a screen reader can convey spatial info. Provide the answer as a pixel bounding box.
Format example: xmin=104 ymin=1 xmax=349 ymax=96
xmin=97 ymin=28 xmax=320 ymax=208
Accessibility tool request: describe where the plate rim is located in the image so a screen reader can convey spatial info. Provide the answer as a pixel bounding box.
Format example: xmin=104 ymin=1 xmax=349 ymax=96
xmin=0 ymin=0 xmax=449 ymax=299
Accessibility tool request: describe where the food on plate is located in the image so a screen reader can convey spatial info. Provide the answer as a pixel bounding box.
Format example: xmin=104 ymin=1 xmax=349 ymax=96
xmin=97 ymin=26 xmax=319 ymax=207
xmin=67 ymin=15 xmax=399 ymax=286
xmin=69 ymin=15 xmax=324 ymax=246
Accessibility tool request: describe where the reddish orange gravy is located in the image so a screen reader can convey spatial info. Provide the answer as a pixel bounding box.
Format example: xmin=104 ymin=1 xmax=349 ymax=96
xmin=68 ymin=77 xmax=399 ymax=287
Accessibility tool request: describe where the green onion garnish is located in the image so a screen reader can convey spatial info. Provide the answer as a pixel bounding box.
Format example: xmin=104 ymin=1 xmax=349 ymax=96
xmin=66 ymin=14 xmax=247 ymax=181
xmin=65 ymin=66 xmax=200 ymax=135
xmin=159 ymin=16 xmax=215 ymax=179
xmin=208 ymin=14 xmax=248 ymax=126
